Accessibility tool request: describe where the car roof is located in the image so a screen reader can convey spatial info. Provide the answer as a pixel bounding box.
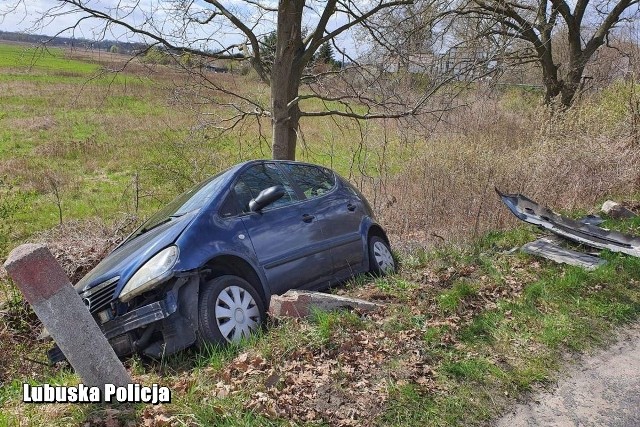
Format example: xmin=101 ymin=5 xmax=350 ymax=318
xmin=237 ymin=159 xmax=334 ymax=171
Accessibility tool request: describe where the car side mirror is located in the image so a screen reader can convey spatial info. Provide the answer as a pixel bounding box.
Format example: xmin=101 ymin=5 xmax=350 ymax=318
xmin=249 ymin=185 xmax=285 ymax=212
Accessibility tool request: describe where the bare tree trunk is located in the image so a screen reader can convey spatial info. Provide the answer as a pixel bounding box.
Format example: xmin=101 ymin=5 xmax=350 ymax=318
xmin=540 ymin=1 xmax=617 ymax=109
xmin=540 ymin=49 xmax=587 ymax=108
xmin=540 ymin=51 xmax=563 ymax=105
xmin=270 ymin=0 xmax=305 ymax=160
xmin=561 ymin=64 xmax=585 ymax=107
xmin=272 ymin=99 xmax=300 ymax=160
xmin=271 ymin=67 xmax=302 ymax=160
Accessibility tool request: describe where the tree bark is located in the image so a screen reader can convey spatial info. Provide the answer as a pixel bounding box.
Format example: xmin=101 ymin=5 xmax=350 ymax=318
xmin=540 ymin=49 xmax=563 ymax=105
xmin=272 ymin=99 xmax=301 ymax=160
xmin=560 ymin=62 xmax=584 ymax=107
xmin=540 ymin=46 xmax=588 ymax=108
xmin=270 ymin=0 xmax=305 ymax=160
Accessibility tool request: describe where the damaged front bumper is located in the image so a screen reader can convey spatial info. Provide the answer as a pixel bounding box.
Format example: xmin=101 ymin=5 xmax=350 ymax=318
xmin=48 ymin=275 xmax=200 ymax=364
xmin=497 ymin=189 xmax=640 ymax=257
xmin=47 ymin=294 xmax=177 ymax=364
xmin=101 ymin=293 xmax=177 ymax=338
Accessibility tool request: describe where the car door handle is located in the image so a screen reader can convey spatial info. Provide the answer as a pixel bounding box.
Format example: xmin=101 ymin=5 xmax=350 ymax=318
xmin=347 ymin=203 xmax=356 ymax=212
xmin=302 ymin=214 xmax=315 ymax=223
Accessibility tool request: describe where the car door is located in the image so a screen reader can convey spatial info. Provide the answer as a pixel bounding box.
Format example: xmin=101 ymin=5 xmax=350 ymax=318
xmin=280 ymin=163 xmax=365 ymax=276
xmin=235 ymin=162 xmax=331 ymax=294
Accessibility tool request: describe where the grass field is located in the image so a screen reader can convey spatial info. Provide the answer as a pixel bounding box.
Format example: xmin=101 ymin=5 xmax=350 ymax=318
xmin=0 ymin=44 xmax=99 ymax=74
xmin=1 ymin=42 xmax=640 ymax=426
xmin=1 ymin=44 xmax=638 ymax=255
xmin=0 ymin=44 xmax=402 ymax=259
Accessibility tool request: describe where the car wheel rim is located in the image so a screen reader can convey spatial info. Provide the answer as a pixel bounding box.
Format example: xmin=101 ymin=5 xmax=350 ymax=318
xmin=215 ymin=285 xmax=260 ymax=342
xmin=373 ymin=241 xmax=394 ymax=273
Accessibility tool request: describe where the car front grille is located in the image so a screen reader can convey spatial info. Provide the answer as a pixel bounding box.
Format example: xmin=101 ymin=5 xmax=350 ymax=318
xmin=80 ymin=276 xmax=119 ymax=313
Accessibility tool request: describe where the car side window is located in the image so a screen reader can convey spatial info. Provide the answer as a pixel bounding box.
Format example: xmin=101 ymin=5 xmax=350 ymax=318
xmin=234 ymin=163 xmax=299 ymax=213
xmin=282 ymin=164 xmax=336 ymax=199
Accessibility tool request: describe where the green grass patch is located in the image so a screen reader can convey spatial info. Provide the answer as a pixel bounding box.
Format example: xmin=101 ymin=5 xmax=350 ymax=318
xmin=0 ymin=44 xmax=99 ymax=74
xmin=309 ymin=308 xmax=365 ymax=344
xmin=437 ymin=279 xmax=477 ymax=313
xmin=442 ymin=357 xmax=503 ymax=381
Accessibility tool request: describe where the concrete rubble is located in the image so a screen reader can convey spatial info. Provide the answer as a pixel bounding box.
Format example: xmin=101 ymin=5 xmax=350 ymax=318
xmin=269 ymin=290 xmax=383 ymax=318
xmin=601 ymin=200 xmax=638 ymax=220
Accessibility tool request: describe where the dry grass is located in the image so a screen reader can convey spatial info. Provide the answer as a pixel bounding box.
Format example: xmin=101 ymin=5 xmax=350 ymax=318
xmin=33 ymin=216 xmax=137 ymax=283
xmin=361 ymin=87 xmax=640 ymax=248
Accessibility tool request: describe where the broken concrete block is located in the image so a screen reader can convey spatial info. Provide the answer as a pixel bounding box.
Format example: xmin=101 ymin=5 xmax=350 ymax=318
xmin=521 ymin=238 xmax=607 ymax=271
xmin=3 ymin=244 xmax=131 ymax=387
xmin=269 ymin=290 xmax=383 ymax=318
xmin=601 ymin=200 xmax=637 ymax=220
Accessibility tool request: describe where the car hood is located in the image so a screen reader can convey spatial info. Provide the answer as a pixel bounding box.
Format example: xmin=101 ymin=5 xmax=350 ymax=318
xmin=74 ymin=210 xmax=198 ymax=293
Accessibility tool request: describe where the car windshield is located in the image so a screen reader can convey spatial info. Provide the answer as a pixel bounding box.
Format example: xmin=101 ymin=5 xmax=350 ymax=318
xmin=128 ymin=169 xmax=231 ymax=240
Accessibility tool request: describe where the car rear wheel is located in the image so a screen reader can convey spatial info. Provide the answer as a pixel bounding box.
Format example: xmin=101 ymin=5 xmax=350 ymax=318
xmin=369 ymin=236 xmax=395 ymax=275
xmin=198 ymin=275 xmax=265 ymax=345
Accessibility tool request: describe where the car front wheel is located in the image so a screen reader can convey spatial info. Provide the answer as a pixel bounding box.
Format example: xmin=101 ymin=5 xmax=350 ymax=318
xmin=369 ymin=235 xmax=395 ymax=275
xmin=198 ymin=275 xmax=265 ymax=345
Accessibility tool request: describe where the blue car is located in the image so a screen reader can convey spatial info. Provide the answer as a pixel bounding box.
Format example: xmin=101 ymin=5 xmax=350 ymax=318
xmin=49 ymin=160 xmax=394 ymax=362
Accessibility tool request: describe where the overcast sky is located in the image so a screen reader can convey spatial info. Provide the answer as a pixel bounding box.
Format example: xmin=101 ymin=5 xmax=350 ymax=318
xmin=0 ymin=0 xmax=362 ymax=58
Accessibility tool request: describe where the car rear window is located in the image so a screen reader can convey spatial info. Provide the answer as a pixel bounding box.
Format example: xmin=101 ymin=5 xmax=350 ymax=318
xmin=281 ymin=163 xmax=335 ymax=199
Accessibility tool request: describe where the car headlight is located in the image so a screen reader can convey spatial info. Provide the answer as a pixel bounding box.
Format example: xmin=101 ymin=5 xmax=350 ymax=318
xmin=119 ymin=246 xmax=179 ymax=302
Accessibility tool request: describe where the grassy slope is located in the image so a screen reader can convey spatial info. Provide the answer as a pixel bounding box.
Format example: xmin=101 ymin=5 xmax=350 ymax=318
xmin=1 ymin=43 xmax=640 ymax=426
xmin=2 ymin=221 xmax=640 ymax=426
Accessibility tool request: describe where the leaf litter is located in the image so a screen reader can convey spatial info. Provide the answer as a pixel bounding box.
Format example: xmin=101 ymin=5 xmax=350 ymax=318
xmin=179 ymin=253 xmax=536 ymax=426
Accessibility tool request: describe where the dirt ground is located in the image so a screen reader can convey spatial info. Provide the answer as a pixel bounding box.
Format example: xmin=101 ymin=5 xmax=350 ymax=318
xmin=496 ymin=322 xmax=640 ymax=427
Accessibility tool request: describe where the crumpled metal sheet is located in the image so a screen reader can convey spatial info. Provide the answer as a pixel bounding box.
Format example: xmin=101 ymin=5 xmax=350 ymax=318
xmin=496 ymin=189 xmax=640 ymax=258
xmin=521 ymin=237 xmax=607 ymax=270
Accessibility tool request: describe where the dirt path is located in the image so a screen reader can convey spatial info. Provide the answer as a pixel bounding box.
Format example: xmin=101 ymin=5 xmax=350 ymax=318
xmin=496 ymin=323 xmax=640 ymax=427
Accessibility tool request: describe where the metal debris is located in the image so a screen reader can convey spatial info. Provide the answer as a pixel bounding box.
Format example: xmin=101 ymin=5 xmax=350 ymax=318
xmin=521 ymin=238 xmax=607 ymax=271
xmin=496 ymin=189 xmax=640 ymax=258
xmin=578 ymin=215 xmax=605 ymax=226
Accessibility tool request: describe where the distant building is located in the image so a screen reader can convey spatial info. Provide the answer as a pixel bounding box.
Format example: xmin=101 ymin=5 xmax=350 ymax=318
xmin=381 ymin=47 xmax=495 ymax=80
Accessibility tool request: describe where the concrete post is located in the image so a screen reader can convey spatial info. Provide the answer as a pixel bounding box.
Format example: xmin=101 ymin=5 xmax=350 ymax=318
xmin=3 ymin=244 xmax=130 ymax=387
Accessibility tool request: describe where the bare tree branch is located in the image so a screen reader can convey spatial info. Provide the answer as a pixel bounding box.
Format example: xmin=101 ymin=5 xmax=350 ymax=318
xmin=446 ymin=0 xmax=640 ymax=107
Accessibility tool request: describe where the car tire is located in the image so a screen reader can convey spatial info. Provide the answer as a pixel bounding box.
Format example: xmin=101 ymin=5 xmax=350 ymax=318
xmin=197 ymin=275 xmax=266 ymax=346
xmin=368 ymin=235 xmax=396 ymax=276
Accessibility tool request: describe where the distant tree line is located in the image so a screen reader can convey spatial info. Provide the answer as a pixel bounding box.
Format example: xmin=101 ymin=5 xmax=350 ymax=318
xmin=0 ymin=30 xmax=146 ymax=54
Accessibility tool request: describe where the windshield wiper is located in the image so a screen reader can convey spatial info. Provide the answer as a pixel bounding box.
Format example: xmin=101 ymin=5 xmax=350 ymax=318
xmin=139 ymin=212 xmax=186 ymax=235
